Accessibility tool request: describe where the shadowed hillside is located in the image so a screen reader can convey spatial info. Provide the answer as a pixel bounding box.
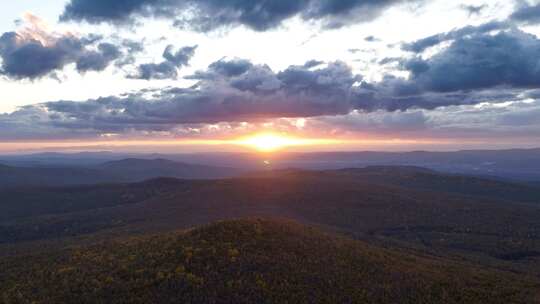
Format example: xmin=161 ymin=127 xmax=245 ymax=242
xmin=0 ymin=178 xmax=184 ymax=221
xmin=332 ymin=166 xmax=540 ymax=203
xmin=1 ymin=219 xmax=538 ymax=303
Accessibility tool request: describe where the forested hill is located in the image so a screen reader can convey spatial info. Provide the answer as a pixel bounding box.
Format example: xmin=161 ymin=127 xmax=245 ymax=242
xmin=1 ymin=219 xmax=537 ymax=303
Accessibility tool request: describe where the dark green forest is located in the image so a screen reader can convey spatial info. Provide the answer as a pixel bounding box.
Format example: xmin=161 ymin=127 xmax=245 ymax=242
xmin=2 ymin=219 xmax=538 ymax=303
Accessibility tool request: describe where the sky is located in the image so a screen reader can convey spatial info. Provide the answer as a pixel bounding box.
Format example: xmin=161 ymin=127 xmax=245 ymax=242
xmin=0 ymin=0 xmax=539 ymax=153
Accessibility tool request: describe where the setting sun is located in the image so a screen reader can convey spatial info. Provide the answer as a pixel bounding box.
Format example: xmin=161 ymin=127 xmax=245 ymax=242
xmin=236 ymin=134 xmax=304 ymax=152
xmin=234 ymin=133 xmax=337 ymax=152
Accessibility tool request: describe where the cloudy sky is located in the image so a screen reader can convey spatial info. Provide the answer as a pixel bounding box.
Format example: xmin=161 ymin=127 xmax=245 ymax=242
xmin=1 ymin=0 xmax=539 ymax=152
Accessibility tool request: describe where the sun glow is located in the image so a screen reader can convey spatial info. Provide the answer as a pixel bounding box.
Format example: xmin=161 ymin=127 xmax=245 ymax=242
xmin=0 ymin=136 xmax=459 ymax=154
xmin=233 ymin=133 xmax=337 ymax=152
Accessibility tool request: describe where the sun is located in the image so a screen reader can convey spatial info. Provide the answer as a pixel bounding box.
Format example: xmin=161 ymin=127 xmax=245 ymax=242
xmin=233 ymin=133 xmax=338 ymax=152
xmin=235 ymin=133 xmax=297 ymax=152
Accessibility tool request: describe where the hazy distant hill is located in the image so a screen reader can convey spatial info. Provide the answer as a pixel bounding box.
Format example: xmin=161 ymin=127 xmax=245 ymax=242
xmin=1 ymin=219 xmax=537 ymax=303
xmin=0 ymin=152 xmax=120 ymax=167
xmin=99 ymin=158 xmax=242 ymax=181
xmin=0 ymin=159 xmax=241 ymax=188
xmin=2 ymin=147 xmax=540 ymax=181
xmin=271 ymin=148 xmax=540 ymax=180
xmin=0 ymin=164 xmax=119 ymax=188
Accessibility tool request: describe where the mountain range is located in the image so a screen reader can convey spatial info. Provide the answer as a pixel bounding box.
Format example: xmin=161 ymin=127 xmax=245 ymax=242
xmin=1 ymin=159 xmax=540 ymax=302
xmin=2 ymin=147 xmax=540 ymax=181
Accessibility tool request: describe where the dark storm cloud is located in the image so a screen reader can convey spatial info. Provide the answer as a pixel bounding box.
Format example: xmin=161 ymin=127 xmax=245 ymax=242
xmin=510 ymin=3 xmax=540 ymax=25
xmin=129 ymin=45 xmax=197 ymax=80
xmin=400 ymin=29 xmax=540 ymax=92
xmin=185 ymin=58 xmax=255 ymax=80
xmin=173 ymin=0 xmax=311 ymax=32
xmin=133 ymin=62 xmax=178 ymax=80
xmin=123 ymin=40 xmax=145 ymax=53
xmin=76 ymin=43 xmax=122 ymax=72
xmin=300 ymin=0 xmax=417 ymax=29
xmin=60 ymin=0 xmax=159 ymax=24
xmin=209 ymin=58 xmax=254 ymax=77
xmin=114 ymin=39 xmax=145 ymax=67
xmin=0 ymin=32 xmax=81 ymax=79
xmin=61 ymin=0 xmax=420 ymax=31
xmin=402 ymin=20 xmax=508 ymax=53
xmin=163 ymin=45 xmax=197 ymax=66
xmin=0 ymin=30 xmax=139 ymax=80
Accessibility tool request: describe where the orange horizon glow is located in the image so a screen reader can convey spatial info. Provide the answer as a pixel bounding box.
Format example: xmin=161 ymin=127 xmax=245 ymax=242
xmin=0 ymin=133 xmax=342 ymax=153
xmin=0 ymin=134 xmax=486 ymax=154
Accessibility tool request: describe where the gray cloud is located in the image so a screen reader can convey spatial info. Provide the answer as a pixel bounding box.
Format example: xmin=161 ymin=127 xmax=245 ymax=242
xmin=186 ymin=58 xmax=256 ymax=80
xmin=425 ymin=99 xmax=540 ymax=139
xmin=0 ymin=60 xmax=364 ymax=139
xmin=0 ymin=104 xmax=101 ymax=140
xmin=61 ymin=0 xmax=420 ymax=31
xmin=400 ymin=29 xmax=540 ymax=93
xmin=364 ymin=35 xmax=379 ymax=42
xmin=305 ymin=98 xmax=540 ymax=141
xmin=402 ymin=20 xmax=508 ymax=53
xmin=209 ymin=58 xmax=254 ymax=77
xmin=510 ymin=3 xmax=540 ymax=25
xmin=460 ymin=4 xmax=487 ymax=16
xmin=2 ymin=2 xmax=538 ymax=143
xmin=114 ymin=40 xmax=145 ymax=67
xmin=2 ymin=54 xmax=527 ymax=140
xmin=76 ymin=42 xmax=122 ymax=72
xmin=318 ymin=110 xmax=428 ymax=133
xmin=129 ymin=45 xmax=197 ymax=80
xmin=0 ymin=32 xmax=82 ymax=79
xmin=0 ymin=16 xmax=141 ymax=80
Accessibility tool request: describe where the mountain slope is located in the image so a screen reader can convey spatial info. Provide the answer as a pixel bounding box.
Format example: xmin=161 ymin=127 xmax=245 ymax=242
xmin=1 ymin=219 xmax=537 ymax=304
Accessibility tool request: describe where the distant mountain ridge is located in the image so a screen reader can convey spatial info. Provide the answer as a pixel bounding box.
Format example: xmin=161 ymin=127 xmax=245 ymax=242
xmin=0 ymin=164 xmax=118 ymax=188
xmin=0 ymin=158 xmax=242 ymax=188
xmin=2 ymin=147 xmax=539 ymax=180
